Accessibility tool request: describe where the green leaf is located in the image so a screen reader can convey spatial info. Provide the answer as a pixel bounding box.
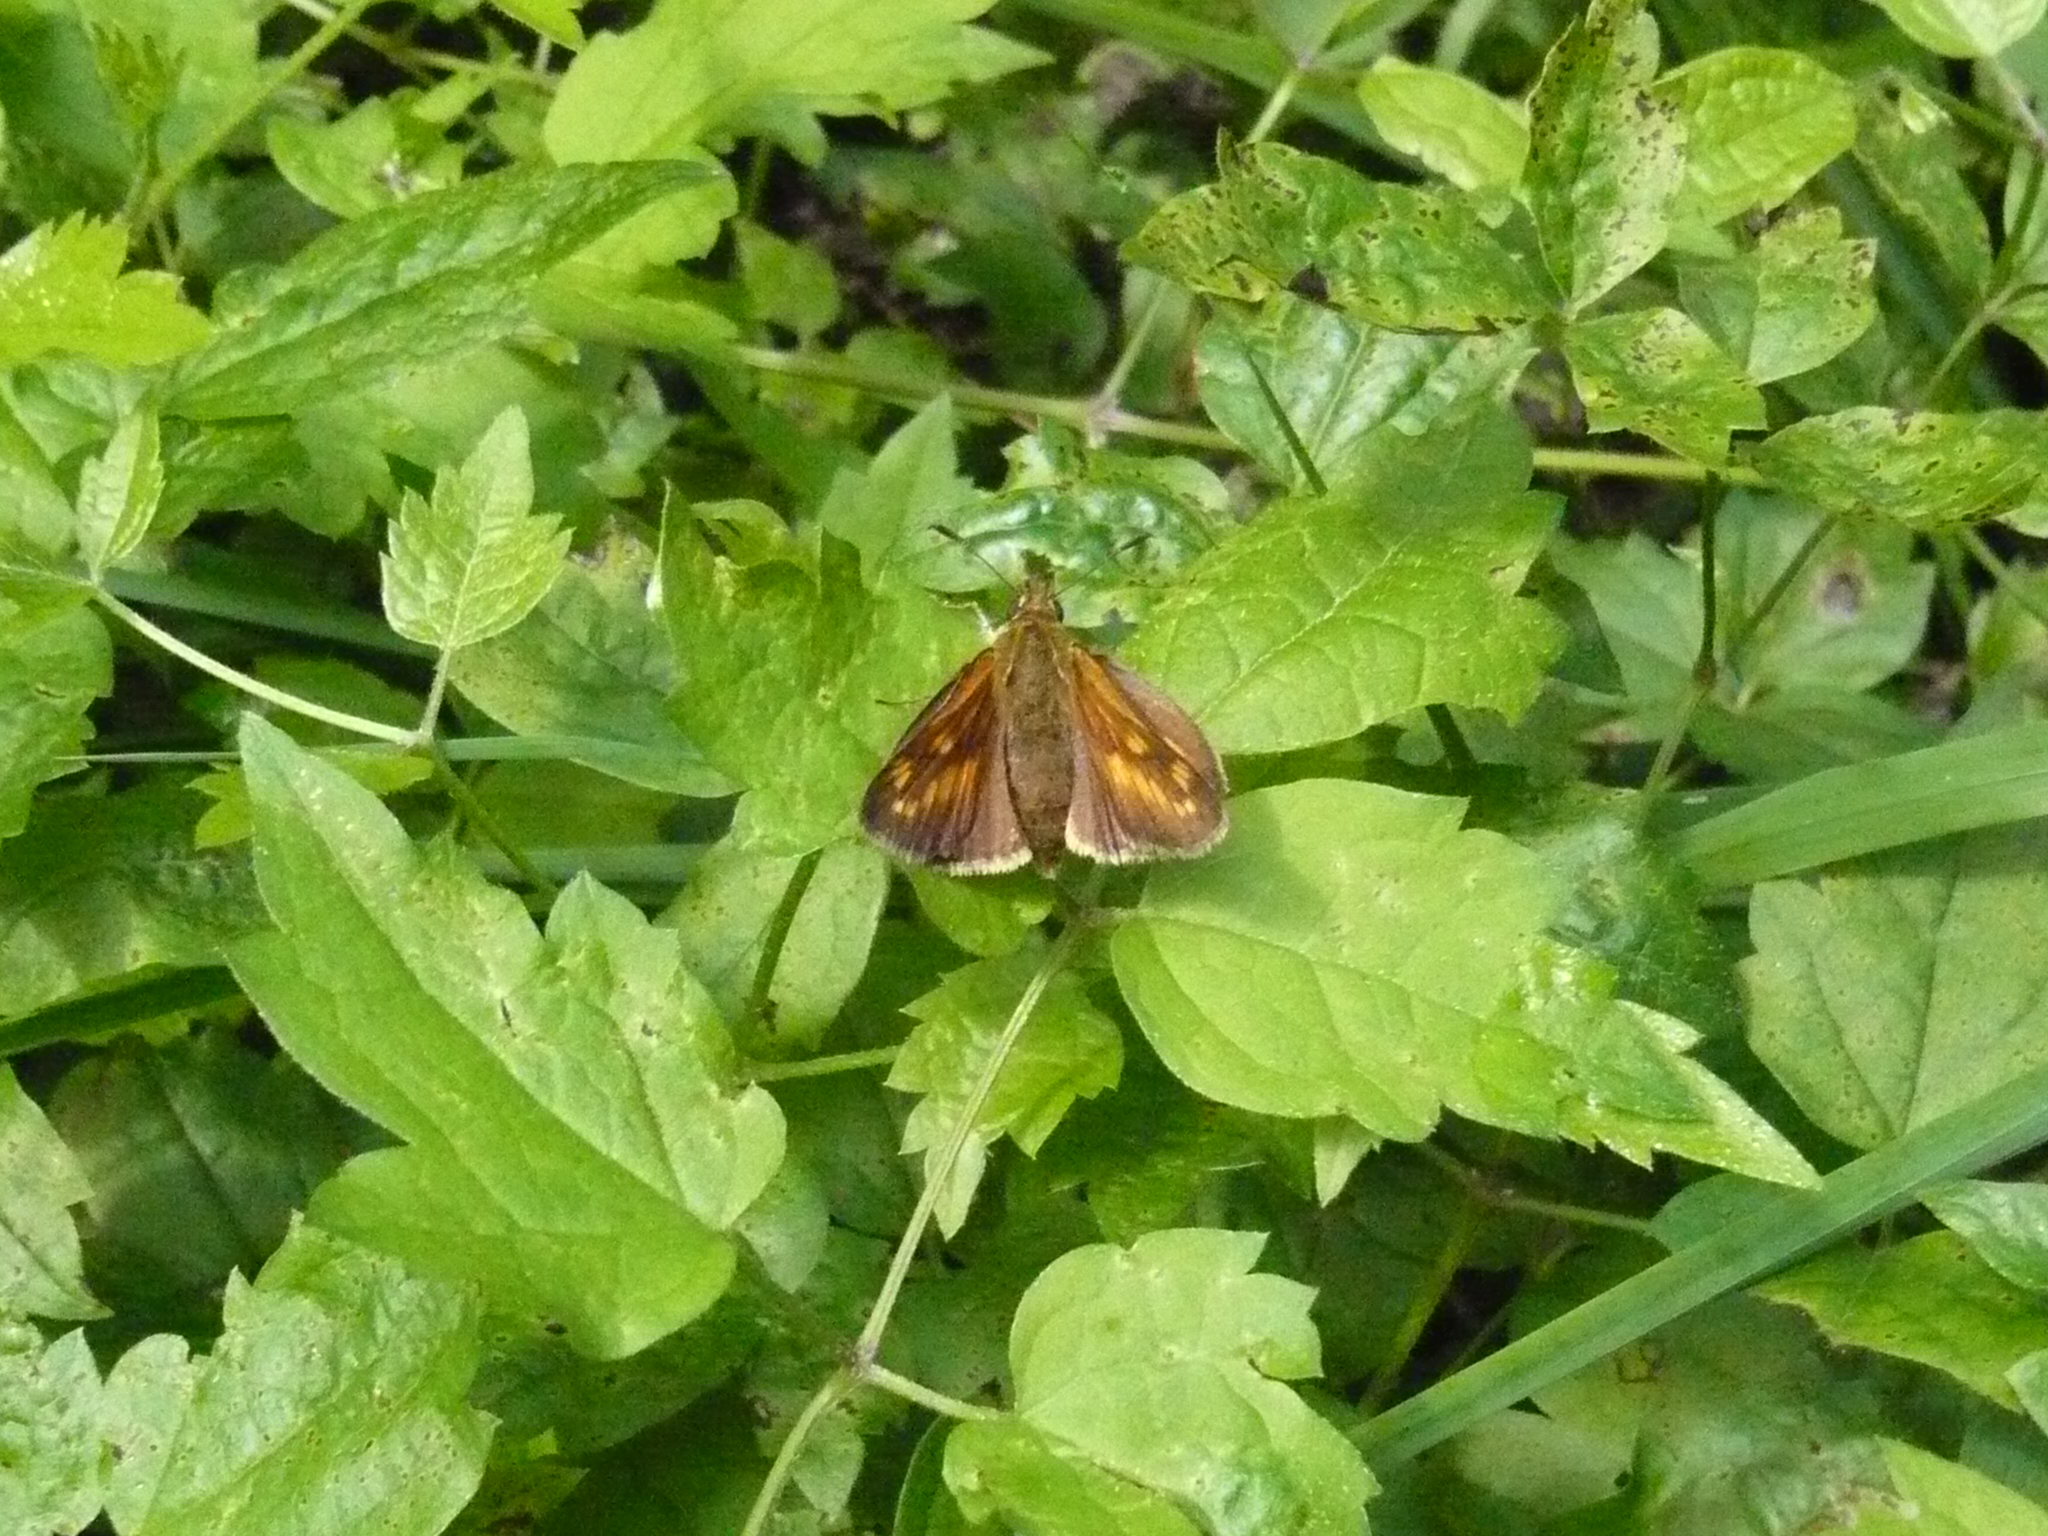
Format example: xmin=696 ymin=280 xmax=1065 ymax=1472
xmin=890 ymin=945 xmax=1123 ymax=1234
xmin=904 ymin=867 xmax=1051 ymax=959
xmin=1863 ymin=0 xmax=2047 ymax=56
xmin=101 ymin=1223 xmax=492 ymax=1536
xmin=490 ymin=0 xmax=585 ymax=47
xmin=449 ymin=530 xmax=731 ymax=796
xmin=665 ymin=833 xmax=888 ymax=1057
xmin=544 ymin=0 xmax=1047 ymax=165
xmin=1552 ymin=493 xmax=1934 ymax=737
xmin=1654 ymin=48 xmax=1856 ymax=229
xmin=0 ymin=1319 xmax=103 ymax=1536
xmin=1673 ymin=720 xmax=2048 ymax=886
xmin=1194 ymin=296 xmax=1538 ymax=494
xmin=943 ymin=1417 xmax=1202 ymax=1536
xmin=0 ymin=1066 xmax=102 ymax=1321
xmin=972 ymin=1228 xmax=1375 ymax=1533
xmin=381 ymin=407 xmax=570 ymax=652
xmin=227 ymin=716 xmax=783 ymax=1358
xmin=817 ymin=394 xmax=971 ymax=580
xmin=1756 ymin=1231 xmax=2048 ymax=1409
xmin=660 ymin=512 xmax=980 ymax=856
xmin=1743 ymin=825 xmax=2048 ymax=1149
xmin=1354 ymin=56 xmax=1527 ymax=194
xmin=1561 ymin=306 xmax=1764 ymax=463
xmin=1527 ymin=1296 xmax=1891 ymax=1532
xmin=1126 ymin=415 xmax=1563 ymax=754
xmin=0 ymin=786 xmax=262 ymax=1025
xmin=1924 ymin=1180 xmax=2048 ymax=1292
xmin=1523 ymin=0 xmax=1687 ymax=312
xmin=0 ymin=216 xmax=208 ymax=369
xmin=1749 ymin=408 xmax=2048 ymax=526
xmin=1679 ymin=207 xmax=1877 ymax=383
xmin=1852 ymin=90 xmax=1992 ymax=299
xmin=1114 ymin=780 xmax=1813 ymax=1184
xmin=165 ymin=160 xmax=712 ymax=419
xmin=0 ymin=604 xmax=110 ymax=845
xmin=44 ymin=1030 xmax=352 ymax=1316
xmin=1126 ymin=141 xmax=1549 ymax=333
xmin=735 ymin=219 xmax=840 ymax=340
xmin=1856 ymin=1440 xmax=2048 ymax=1536
xmin=74 ymin=406 xmax=164 ymax=581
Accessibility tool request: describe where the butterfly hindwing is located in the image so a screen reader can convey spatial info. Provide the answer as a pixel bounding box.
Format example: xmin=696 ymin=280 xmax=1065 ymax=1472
xmin=861 ymin=648 xmax=1032 ymax=874
xmin=1064 ymin=648 xmax=1227 ymax=863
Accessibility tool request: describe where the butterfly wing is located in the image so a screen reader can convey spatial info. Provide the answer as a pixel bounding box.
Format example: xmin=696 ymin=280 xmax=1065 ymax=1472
xmin=1064 ymin=649 xmax=1227 ymax=864
xmin=861 ymin=648 xmax=1032 ymax=874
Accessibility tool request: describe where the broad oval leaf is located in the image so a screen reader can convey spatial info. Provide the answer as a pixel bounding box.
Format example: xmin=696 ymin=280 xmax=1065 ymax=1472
xmin=1748 ymin=407 xmax=2048 ymax=526
xmin=1655 ymin=48 xmax=1856 ymax=228
xmin=1743 ymin=823 xmax=2048 ymax=1149
xmin=1679 ymin=206 xmax=1876 ymax=384
xmin=228 ymin=716 xmax=784 ymax=1358
xmin=1126 ymin=140 xmax=1549 ymax=334
xmin=101 ymin=1223 xmax=491 ymax=1536
xmin=1126 ymin=412 xmax=1563 ymax=754
xmin=1863 ymin=0 xmax=2047 ymax=55
xmin=1356 ymin=56 xmax=1528 ymax=193
xmin=1524 ymin=0 xmax=1687 ymax=311
xmin=1562 ymin=306 xmax=1764 ymax=463
xmin=165 ymin=160 xmax=712 ymax=420
xmin=449 ymin=530 xmax=732 ymax=796
xmin=959 ymin=1228 xmax=1376 ymax=1535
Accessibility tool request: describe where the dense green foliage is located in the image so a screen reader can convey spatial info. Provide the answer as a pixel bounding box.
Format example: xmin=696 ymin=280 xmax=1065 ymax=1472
xmin=10 ymin=0 xmax=2048 ymax=1532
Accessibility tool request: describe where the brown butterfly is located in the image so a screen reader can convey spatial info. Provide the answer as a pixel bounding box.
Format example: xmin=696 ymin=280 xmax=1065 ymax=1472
xmin=862 ymin=554 xmax=1227 ymax=875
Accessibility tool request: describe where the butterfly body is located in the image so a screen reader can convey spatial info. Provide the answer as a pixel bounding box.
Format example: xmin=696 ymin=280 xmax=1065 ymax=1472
xmin=862 ymin=559 xmax=1227 ymax=875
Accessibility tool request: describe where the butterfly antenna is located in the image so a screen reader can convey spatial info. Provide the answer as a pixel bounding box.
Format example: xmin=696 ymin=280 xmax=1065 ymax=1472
xmin=929 ymin=523 xmax=1017 ymax=596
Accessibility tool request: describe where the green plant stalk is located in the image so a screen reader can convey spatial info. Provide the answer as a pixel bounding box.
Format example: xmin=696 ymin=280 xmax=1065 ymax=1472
xmin=747 ymin=1045 xmax=900 ymax=1084
xmin=1964 ymin=527 xmax=2048 ymax=633
xmin=743 ymin=848 xmax=822 ymax=1029
xmin=1363 ymin=1177 xmax=1484 ymax=1412
xmin=1637 ymin=512 xmax=1836 ymax=815
xmin=866 ymin=1363 xmax=1002 ymax=1421
xmin=740 ymin=1367 xmax=857 ymax=1536
xmin=1355 ymin=1057 xmax=2048 ymax=1468
xmin=731 ymin=343 xmax=1748 ymax=486
xmin=427 ymin=743 xmax=560 ymax=901
xmin=98 ymin=592 xmax=416 ymax=746
xmin=135 ymin=0 xmax=381 ymax=227
xmin=741 ymin=922 xmax=1086 ymax=1533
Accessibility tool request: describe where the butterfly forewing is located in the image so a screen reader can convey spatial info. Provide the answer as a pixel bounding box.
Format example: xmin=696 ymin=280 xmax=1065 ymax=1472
xmin=1063 ymin=647 xmax=1228 ymax=864
xmin=861 ymin=649 xmax=1032 ymax=874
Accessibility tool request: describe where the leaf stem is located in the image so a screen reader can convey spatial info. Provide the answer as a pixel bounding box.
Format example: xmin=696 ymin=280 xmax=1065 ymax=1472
xmin=748 ymin=1045 xmax=900 ymax=1083
xmin=417 ymin=650 xmax=455 ymax=742
xmin=1424 ymin=704 xmax=1476 ymax=775
xmin=97 ymin=592 xmax=416 ymax=746
xmin=739 ymin=1368 xmax=857 ymax=1536
xmin=744 ymin=849 xmax=822 ymax=1030
xmin=1245 ymin=64 xmax=1306 ymax=142
xmin=135 ymin=0 xmax=382 ymax=228
xmin=729 ymin=344 xmax=1748 ymax=486
xmin=865 ymin=1363 xmax=1002 ymax=1420
xmin=1963 ymin=527 xmax=2048 ymax=632
xmin=1636 ymin=512 xmax=1836 ymax=814
xmin=1362 ymin=1171 xmax=1484 ymax=1412
xmin=742 ymin=921 xmax=1086 ymax=1532
xmin=853 ymin=921 xmax=1085 ymax=1361
xmin=426 ymin=743 xmax=560 ymax=901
